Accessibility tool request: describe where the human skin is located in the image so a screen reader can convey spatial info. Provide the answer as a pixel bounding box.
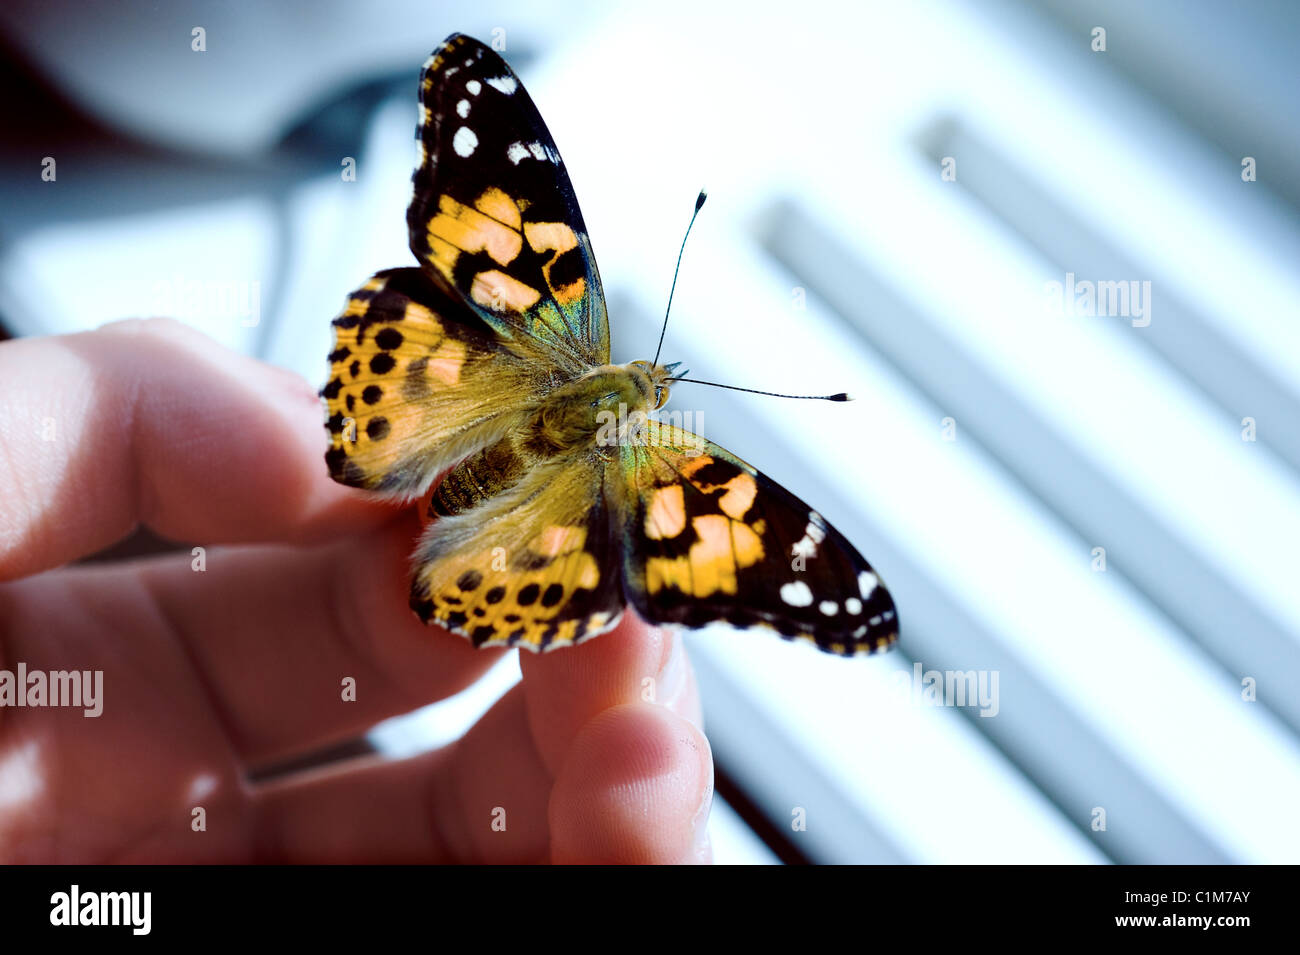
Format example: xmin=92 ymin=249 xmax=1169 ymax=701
xmin=0 ymin=318 xmax=713 ymax=864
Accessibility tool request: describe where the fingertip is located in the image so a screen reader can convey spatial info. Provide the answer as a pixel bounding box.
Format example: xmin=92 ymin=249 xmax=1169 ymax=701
xmin=549 ymin=703 xmax=713 ymax=865
xmin=519 ymin=611 xmax=678 ymax=773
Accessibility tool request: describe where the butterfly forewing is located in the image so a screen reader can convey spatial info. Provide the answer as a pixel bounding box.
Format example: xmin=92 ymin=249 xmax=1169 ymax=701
xmin=616 ymin=422 xmax=897 ymax=656
xmin=407 ymin=34 xmax=609 ymax=366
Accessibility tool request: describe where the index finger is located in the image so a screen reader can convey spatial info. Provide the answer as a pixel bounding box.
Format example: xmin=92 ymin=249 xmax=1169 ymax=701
xmin=518 ymin=613 xmax=704 ymax=775
xmin=0 ymin=318 xmax=394 ymax=581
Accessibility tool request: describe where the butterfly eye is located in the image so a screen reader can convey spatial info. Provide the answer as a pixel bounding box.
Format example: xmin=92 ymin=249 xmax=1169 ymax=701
xmin=653 ymin=386 xmax=668 ymax=410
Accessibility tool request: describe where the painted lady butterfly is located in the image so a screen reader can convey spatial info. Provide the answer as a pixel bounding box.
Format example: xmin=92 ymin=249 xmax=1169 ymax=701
xmin=322 ymin=33 xmax=897 ymax=655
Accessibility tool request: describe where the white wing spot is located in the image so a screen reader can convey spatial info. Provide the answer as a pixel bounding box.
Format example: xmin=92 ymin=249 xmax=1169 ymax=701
xmin=858 ymin=571 xmax=878 ymax=599
xmin=845 ymin=597 xmax=863 ymax=615
xmin=466 ymin=79 xmax=482 ymax=95
xmin=456 ymin=99 xmax=470 ymax=118
xmin=487 ymin=74 xmax=518 ymax=95
xmin=780 ymin=582 xmax=813 ymax=607
xmin=506 ymin=142 xmax=530 ymax=164
xmin=793 ymin=516 xmax=826 ymax=560
xmin=806 ymin=515 xmax=827 ymax=544
xmin=819 ymin=600 xmax=838 ymax=616
xmin=452 ymin=127 xmax=478 ymax=157
xmin=528 ymin=141 xmax=547 ymax=160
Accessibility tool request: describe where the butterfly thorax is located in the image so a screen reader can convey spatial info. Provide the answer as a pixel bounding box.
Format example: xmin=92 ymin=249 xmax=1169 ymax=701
xmin=522 ymin=361 xmax=672 ymax=459
xmin=429 ymin=361 xmax=673 ymax=517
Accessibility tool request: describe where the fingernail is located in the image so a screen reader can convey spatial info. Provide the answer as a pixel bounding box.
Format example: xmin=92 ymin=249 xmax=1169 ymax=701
xmin=692 ymin=825 xmax=712 ymax=864
xmin=690 ymin=756 xmax=714 ymax=864
xmin=654 ymin=632 xmax=686 ymax=707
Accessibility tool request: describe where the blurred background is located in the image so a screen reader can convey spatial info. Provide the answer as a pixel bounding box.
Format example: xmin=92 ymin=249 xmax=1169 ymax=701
xmin=3 ymin=0 xmax=1298 ymax=863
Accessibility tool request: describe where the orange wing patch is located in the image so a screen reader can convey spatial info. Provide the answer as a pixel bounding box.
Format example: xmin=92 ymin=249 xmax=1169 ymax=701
xmin=644 ymin=511 xmax=765 ymax=598
xmin=470 ymin=269 xmax=540 ymax=313
xmin=426 ymin=193 xmax=524 ymax=272
xmin=524 ymin=220 xmax=586 ymax=306
xmin=636 ymin=451 xmax=767 ymax=598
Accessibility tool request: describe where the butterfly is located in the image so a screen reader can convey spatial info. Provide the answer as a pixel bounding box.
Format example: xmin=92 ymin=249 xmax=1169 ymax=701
xmin=321 ymin=33 xmax=898 ymax=656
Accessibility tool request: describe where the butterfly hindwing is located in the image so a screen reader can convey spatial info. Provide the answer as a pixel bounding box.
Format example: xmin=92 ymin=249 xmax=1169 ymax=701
xmin=322 ymin=267 xmax=560 ymax=497
xmin=615 ymin=422 xmax=898 ymax=656
xmin=408 ymin=33 xmax=609 ymax=367
xmin=409 ymin=454 xmax=624 ymax=651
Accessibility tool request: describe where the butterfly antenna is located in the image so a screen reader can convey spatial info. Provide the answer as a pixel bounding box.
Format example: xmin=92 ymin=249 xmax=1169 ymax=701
xmin=665 ymin=377 xmax=852 ymax=402
xmin=651 ymin=188 xmax=708 ymax=368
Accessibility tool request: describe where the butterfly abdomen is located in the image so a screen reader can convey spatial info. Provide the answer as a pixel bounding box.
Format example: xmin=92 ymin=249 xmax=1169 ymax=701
xmin=429 ymin=435 xmax=530 ymax=517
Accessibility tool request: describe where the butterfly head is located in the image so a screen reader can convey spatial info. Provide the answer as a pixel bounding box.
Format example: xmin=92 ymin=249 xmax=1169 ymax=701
xmin=627 ymin=359 xmax=683 ymax=411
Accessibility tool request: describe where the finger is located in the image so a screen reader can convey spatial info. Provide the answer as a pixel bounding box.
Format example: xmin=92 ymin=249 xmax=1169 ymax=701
xmin=549 ymin=703 xmax=713 ymax=864
xmin=518 ymin=613 xmax=702 ymax=775
xmin=252 ymin=749 xmax=457 ymax=863
xmin=6 ymin=512 xmax=502 ymax=766
xmin=251 ymin=693 xmax=713 ymax=864
xmin=0 ymin=318 xmax=394 ymax=581
xmin=148 ymin=511 xmax=505 ymax=765
xmin=253 ymin=685 xmax=552 ymax=863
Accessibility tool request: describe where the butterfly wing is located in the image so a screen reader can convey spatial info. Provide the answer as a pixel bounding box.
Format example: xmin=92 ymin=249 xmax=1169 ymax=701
xmin=407 ymin=33 xmax=609 ymax=366
xmin=615 ymin=422 xmax=898 ymax=655
xmin=409 ymin=454 xmax=625 ymax=651
xmin=322 ymin=267 xmax=562 ymax=497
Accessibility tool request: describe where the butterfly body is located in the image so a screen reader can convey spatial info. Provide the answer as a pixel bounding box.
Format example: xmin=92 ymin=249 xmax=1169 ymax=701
xmin=322 ymin=33 xmax=898 ymax=656
xmin=427 ymin=360 xmax=672 ymax=517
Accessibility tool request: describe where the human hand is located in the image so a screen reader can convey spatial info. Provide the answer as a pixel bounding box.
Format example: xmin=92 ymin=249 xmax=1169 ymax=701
xmin=0 ymin=318 xmax=713 ymax=864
